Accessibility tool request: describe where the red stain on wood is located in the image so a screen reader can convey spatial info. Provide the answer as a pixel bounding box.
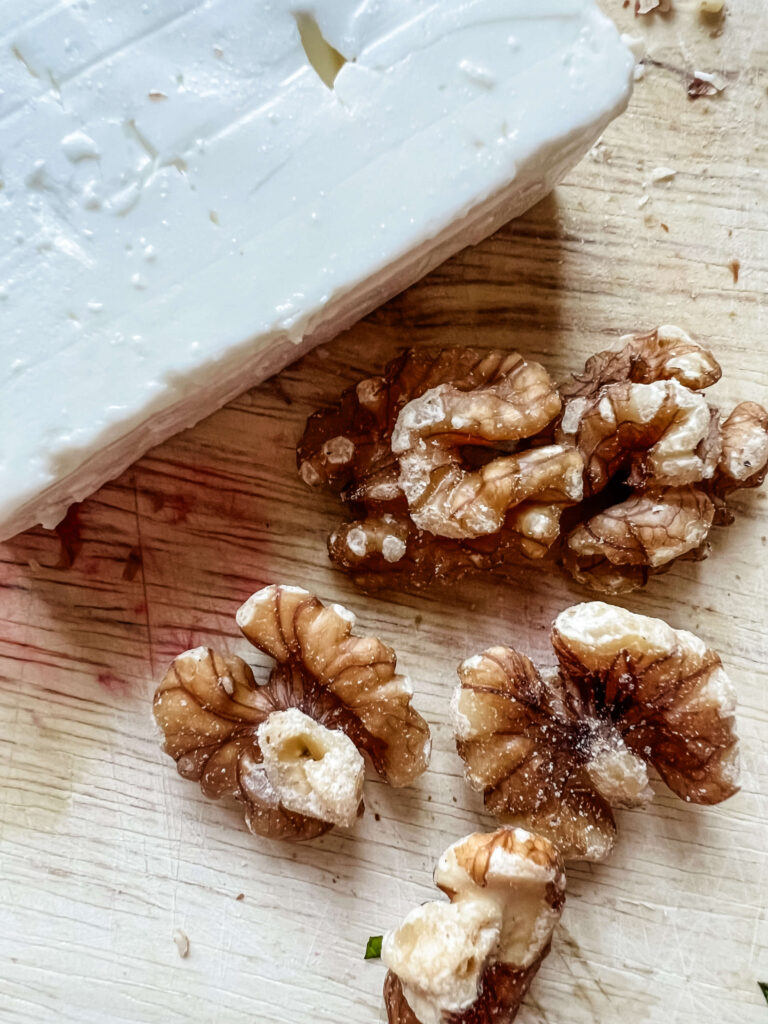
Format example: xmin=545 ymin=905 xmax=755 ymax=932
xmin=54 ymin=505 xmax=83 ymax=568
xmin=97 ymin=671 xmax=131 ymax=694
xmin=146 ymin=490 xmax=194 ymax=524
xmin=123 ymin=547 xmax=143 ymax=581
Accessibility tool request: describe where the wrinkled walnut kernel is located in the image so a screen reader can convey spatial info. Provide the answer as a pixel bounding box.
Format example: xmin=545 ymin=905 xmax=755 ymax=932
xmin=300 ymin=330 xmax=768 ymax=595
xmin=153 ymin=585 xmax=431 ymax=840
xmin=299 ymin=348 xmax=581 ymax=587
xmin=390 ymin=356 xmax=569 ymax=539
xmin=557 ymin=327 xmax=768 ymax=592
xmin=714 ymin=403 xmax=768 ymax=498
xmin=562 ymin=485 xmax=715 ymax=593
xmin=453 ymin=602 xmax=740 ymax=861
xmin=560 ymin=325 xmax=722 ymax=398
xmin=382 ymin=828 xmax=565 ymax=1024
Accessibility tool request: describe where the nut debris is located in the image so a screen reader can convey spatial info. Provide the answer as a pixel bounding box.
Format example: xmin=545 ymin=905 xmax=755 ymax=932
xmin=153 ymin=585 xmax=430 ymax=840
xmin=299 ymin=330 xmax=768 ymax=595
xmin=452 ymin=602 xmax=740 ymax=861
xmin=382 ymin=828 xmax=565 ymax=1024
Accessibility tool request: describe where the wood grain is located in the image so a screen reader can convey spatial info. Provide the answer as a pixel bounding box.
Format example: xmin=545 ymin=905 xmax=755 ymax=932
xmin=1 ymin=2 xmax=767 ymax=1022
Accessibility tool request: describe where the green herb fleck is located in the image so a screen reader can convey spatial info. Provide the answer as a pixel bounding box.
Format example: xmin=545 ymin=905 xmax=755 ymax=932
xmin=759 ymin=981 xmax=768 ymax=1005
xmin=364 ymin=935 xmax=383 ymax=960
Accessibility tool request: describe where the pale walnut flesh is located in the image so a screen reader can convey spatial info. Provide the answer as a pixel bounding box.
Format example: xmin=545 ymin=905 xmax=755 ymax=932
xmin=153 ymin=585 xmax=431 ymax=840
xmin=257 ymin=708 xmax=364 ymax=829
xmin=299 ymin=331 xmax=768 ymax=595
xmin=382 ymin=829 xmax=565 ymax=1024
xmin=453 ymin=602 xmax=740 ymax=861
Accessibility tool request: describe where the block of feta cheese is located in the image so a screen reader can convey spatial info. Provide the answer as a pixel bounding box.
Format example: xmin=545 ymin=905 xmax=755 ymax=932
xmin=0 ymin=0 xmax=633 ymax=540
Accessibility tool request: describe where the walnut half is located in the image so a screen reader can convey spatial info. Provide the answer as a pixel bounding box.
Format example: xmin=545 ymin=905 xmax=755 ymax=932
xmin=452 ymin=602 xmax=740 ymax=861
xmin=298 ymin=347 xmax=583 ymax=589
xmin=558 ymin=326 xmax=768 ymax=593
xmin=153 ymin=585 xmax=431 ymax=840
xmin=382 ymin=828 xmax=565 ymax=1024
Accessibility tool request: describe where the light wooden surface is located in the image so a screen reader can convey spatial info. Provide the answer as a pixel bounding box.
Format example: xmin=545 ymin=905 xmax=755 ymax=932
xmin=1 ymin=2 xmax=767 ymax=1022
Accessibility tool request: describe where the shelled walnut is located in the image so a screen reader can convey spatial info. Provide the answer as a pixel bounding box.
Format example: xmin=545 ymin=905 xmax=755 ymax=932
xmin=298 ymin=347 xmax=582 ymax=588
xmin=153 ymin=585 xmax=431 ymax=840
xmin=452 ymin=602 xmax=740 ymax=861
xmin=382 ymin=828 xmax=565 ymax=1024
xmin=298 ymin=329 xmax=768 ymax=594
xmin=557 ymin=325 xmax=768 ymax=592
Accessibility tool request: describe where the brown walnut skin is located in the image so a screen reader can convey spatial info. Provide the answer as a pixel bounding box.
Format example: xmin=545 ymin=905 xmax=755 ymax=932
xmin=153 ymin=585 xmax=431 ymax=840
xmin=560 ymin=325 xmax=722 ymax=398
xmin=328 ymin=503 xmax=566 ymax=594
xmin=453 ymin=603 xmax=740 ymax=861
xmin=562 ymin=484 xmax=715 ymax=593
xmin=155 ymin=648 xmax=333 ymax=841
xmin=711 ymin=402 xmax=768 ymax=514
xmin=454 ymin=646 xmax=618 ymax=862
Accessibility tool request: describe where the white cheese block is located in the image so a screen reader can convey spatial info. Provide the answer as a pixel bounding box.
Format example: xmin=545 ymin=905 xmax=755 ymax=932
xmin=0 ymin=0 xmax=633 ymax=540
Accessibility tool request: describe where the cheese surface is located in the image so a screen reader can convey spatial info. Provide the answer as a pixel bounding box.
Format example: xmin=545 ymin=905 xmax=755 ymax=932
xmin=0 ymin=0 xmax=633 ymax=539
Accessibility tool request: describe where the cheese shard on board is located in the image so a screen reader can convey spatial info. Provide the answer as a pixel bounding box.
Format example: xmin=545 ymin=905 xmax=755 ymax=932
xmin=0 ymin=0 xmax=633 ymax=540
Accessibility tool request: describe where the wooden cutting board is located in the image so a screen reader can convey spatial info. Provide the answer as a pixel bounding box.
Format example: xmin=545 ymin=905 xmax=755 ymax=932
xmin=1 ymin=2 xmax=766 ymax=1022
